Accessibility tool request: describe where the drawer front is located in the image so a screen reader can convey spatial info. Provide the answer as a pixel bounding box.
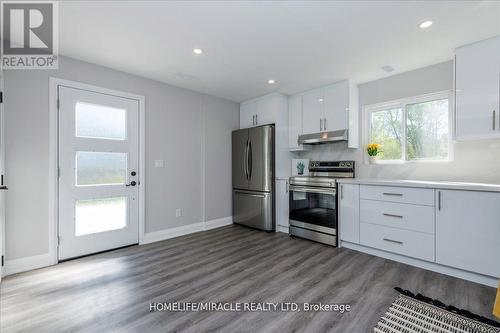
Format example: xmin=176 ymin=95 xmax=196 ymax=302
xmin=360 ymin=185 xmax=434 ymax=206
xmin=360 ymin=223 xmax=435 ymax=262
xmin=360 ymin=200 xmax=434 ymax=234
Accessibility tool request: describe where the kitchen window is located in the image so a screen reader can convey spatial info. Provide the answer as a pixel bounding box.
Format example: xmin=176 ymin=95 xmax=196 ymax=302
xmin=364 ymin=91 xmax=452 ymax=162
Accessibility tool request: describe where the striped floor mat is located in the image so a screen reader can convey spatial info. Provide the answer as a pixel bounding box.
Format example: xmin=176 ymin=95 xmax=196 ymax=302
xmin=374 ymin=290 xmax=500 ymax=333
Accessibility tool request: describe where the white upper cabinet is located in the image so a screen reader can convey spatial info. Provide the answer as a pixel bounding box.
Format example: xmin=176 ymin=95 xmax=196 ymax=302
xmin=436 ymin=189 xmax=500 ymax=278
xmin=455 ymin=36 xmax=500 ymax=140
xmin=256 ymin=95 xmax=279 ymax=126
xmin=298 ymin=80 xmax=358 ymax=148
xmin=324 ymin=81 xmax=349 ymax=132
xmin=240 ymin=100 xmax=257 ymax=128
xmin=240 ymin=93 xmax=285 ymax=128
xmin=302 ymin=88 xmax=325 ymax=134
xmin=287 ymin=94 xmax=310 ymax=151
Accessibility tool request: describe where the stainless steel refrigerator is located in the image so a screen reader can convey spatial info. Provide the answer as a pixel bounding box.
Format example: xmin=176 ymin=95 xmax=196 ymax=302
xmin=232 ymin=125 xmax=275 ymax=232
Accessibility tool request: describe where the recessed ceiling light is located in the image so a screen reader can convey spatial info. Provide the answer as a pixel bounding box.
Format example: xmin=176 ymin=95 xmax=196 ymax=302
xmin=381 ymin=65 xmax=395 ymax=73
xmin=192 ymin=48 xmax=203 ymax=55
xmin=419 ymin=20 xmax=433 ymax=29
xmin=268 ymin=79 xmax=276 ymax=84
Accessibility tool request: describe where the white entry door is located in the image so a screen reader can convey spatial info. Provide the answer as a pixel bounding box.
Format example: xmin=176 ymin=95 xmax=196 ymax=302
xmin=58 ymin=86 xmax=140 ymax=260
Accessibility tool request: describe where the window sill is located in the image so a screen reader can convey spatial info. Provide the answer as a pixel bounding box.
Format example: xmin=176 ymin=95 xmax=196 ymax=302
xmin=366 ymin=159 xmax=452 ymax=165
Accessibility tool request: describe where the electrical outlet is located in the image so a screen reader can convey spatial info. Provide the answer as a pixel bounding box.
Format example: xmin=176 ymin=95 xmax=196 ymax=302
xmin=175 ymin=208 xmax=182 ymax=218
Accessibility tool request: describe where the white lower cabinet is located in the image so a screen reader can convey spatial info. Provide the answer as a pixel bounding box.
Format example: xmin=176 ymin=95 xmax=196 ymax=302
xmin=360 ymin=223 xmax=435 ymax=262
xmin=339 ymin=184 xmax=359 ymax=243
xmin=340 ymin=182 xmax=500 ymax=286
xmin=436 ymin=189 xmax=500 ymax=278
xmin=360 ymin=200 xmax=434 ymax=234
xmin=358 ymin=185 xmax=435 ymax=261
xmin=276 ymin=179 xmax=289 ymax=231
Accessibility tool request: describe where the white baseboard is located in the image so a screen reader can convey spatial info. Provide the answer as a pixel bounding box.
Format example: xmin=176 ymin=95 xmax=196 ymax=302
xmin=204 ymin=216 xmax=233 ymax=230
xmin=4 ymin=253 xmax=54 ymax=276
xmin=142 ymin=222 xmax=205 ymax=244
xmin=4 ymin=217 xmax=233 ymax=275
xmin=276 ymin=225 xmax=289 ymax=234
xmin=142 ymin=216 xmax=233 ymax=245
xmin=341 ymin=241 xmax=499 ymax=288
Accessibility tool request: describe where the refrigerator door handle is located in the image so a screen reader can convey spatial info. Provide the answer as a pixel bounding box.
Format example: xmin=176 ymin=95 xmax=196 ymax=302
xmin=248 ymin=141 xmax=253 ymax=180
xmin=244 ymin=140 xmax=249 ymax=180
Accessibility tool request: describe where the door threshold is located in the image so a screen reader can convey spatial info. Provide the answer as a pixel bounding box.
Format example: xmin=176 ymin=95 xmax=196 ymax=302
xmin=58 ymin=243 xmax=139 ymax=263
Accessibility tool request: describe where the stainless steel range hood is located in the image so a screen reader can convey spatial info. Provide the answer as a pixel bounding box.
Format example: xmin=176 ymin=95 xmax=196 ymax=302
xmin=298 ymin=129 xmax=349 ymax=145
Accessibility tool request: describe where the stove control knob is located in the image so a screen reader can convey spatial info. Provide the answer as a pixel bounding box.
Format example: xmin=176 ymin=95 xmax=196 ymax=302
xmin=346 ymin=162 xmax=351 ymax=167
xmin=340 ymin=162 xmax=345 ymax=167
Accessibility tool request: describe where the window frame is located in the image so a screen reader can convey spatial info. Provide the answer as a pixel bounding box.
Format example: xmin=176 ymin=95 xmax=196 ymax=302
xmin=363 ymin=91 xmax=454 ymax=164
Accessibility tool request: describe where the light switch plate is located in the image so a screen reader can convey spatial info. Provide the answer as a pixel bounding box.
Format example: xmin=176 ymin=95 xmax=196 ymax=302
xmin=154 ymin=160 xmax=165 ymax=168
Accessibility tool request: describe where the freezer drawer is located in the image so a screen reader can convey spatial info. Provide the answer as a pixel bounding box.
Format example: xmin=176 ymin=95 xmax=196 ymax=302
xmin=233 ymin=190 xmax=274 ymax=231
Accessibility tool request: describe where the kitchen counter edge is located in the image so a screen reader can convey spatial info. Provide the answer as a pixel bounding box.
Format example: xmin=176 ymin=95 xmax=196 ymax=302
xmin=336 ymin=178 xmax=500 ymax=193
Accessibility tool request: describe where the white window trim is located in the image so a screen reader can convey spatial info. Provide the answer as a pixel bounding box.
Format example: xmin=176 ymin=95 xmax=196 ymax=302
xmin=362 ymin=90 xmax=454 ymax=164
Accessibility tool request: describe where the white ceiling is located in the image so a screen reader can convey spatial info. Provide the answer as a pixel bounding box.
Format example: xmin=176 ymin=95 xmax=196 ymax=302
xmin=59 ymin=1 xmax=499 ymax=102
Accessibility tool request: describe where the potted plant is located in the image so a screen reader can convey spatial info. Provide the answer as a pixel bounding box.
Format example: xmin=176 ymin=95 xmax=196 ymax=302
xmin=366 ymin=143 xmax=381 ymax=164
xmin=296 ymin=161 xmax=305 ymax=175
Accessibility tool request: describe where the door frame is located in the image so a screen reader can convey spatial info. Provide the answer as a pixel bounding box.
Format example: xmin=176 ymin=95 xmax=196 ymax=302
xmin=0 ymin=72 xmax=5 ymax=280
xmin=48 ymin=77 xmax=145 ymax=265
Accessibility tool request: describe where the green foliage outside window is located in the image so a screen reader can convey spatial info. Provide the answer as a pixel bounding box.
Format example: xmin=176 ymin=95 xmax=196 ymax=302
xmin=369 ymin=98 xmax=449 ymax=161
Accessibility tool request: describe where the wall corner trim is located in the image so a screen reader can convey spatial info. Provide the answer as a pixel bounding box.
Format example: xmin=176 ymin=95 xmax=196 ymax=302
xmin=4 ymin=253 xmax=54 ymax=276
xmin=142 ymin=216 xmax=233 ymax=245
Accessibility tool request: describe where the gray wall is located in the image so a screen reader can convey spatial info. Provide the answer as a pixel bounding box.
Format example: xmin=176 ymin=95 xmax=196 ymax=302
xmin=4 ymin=56 xmax=239 ymax=260
xmin=203 ymin=96 xmax=238 ymax=221
xmin=297 ymin=61 xmax=500 ymax=183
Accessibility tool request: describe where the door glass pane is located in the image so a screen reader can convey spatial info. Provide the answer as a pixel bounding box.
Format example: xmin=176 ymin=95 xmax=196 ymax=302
xmin=406 ymin=98 xmax=449 ymax=160
xmin=289 ymin=190 xmax=336 ymax=228
xmin=76 ymin=151 xmax=127 ymax=186
xmin=75 ymin=197 xmax=127 ymax=236
xmin=75 ymin=102 xmax=126 ymax=140
xmin=370 ymin=108 xmax=403 ymax=160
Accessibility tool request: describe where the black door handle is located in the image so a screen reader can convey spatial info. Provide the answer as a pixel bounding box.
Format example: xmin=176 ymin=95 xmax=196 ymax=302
xmin=126 ymin=181 xmax=137 ymax=187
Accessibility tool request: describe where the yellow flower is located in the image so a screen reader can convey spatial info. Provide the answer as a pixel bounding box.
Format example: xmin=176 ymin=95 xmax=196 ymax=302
xmin=367 ymin=143 xmax=381 ymax=150
xmin=366 ymin=143 xmax=382 ymax=156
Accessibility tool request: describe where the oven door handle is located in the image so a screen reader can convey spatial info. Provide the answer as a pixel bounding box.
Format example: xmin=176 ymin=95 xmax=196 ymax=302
xmin=289 ymin=186 xmax=336 ymax=195
xmin=290 ymin=181 xmax=334 ymax=187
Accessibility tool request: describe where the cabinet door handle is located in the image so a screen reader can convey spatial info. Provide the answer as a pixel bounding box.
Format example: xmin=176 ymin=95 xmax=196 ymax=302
xmin=324 ymin=118 xmax=327 ymax=131
xmin=493 ymin=110 xmax=496 ymax=130
xmin=383 ymin=238 xmax=403 ymax=245
xmin=286 ymin=181 xmax=289 ymax=193
xmin=320 ymin=118 xmax=323 ymax=131
xmin=383 ymin=213 xmax=403 ymax=219
xmin=438 ymin=191 xmax=442 ymax=211
xmin=340 ymin=185 xmax=343 ymax=199
xmin=383 ymin=192 xmax=403 ymax=196
xmin=255 ymin=114 xmax=258 ymax=125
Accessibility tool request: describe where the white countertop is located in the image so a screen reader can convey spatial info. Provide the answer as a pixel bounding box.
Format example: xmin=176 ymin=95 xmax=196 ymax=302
xmin=336 ymin=178 xmax=500 ymax=193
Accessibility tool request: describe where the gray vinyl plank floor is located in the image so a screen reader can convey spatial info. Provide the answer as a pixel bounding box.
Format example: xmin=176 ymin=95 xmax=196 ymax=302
xmin=1 ymin=225 xmax=497 ymax=333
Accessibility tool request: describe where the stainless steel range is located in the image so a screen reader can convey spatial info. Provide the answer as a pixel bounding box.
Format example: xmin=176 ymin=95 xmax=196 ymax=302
xmin=289 ymin=160 xmax=355 ymax=246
